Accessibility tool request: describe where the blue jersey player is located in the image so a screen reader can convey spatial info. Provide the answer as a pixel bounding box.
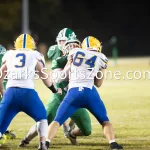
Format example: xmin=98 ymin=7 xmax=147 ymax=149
xmin=46 ymin=36 xmax=123 ymax=150
xmin=0 ymin=34 xmax=62 ymax=150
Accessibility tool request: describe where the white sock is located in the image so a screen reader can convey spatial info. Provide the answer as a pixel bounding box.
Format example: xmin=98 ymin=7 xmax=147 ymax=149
xmin=63 ymin=124 xmax=70 ymax=132
xmin=38 ymin=119 xmax=48 ymax=138
xmin=70 ymin=131 xmax=76 ymax=138
xmin=0 ymin=132 xmax=2 ymax=138
xmin=26 ymin=124 xmax=38 ymax=141
xmin=109 ymin=140 xmax=115 ymax=144
xmin=41 ymin=141 xmax=45 ymax=144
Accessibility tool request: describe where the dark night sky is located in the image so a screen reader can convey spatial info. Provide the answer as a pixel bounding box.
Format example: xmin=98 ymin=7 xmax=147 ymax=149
xmin=60 ymin=1 xmax=150 ymax=56
xmin=1 ymin=1 xmax=149 ymax=57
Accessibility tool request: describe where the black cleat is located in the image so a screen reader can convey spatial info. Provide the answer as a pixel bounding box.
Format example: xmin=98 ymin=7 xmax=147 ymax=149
xmin=110 ymin=142 xmax=123 ymax=150
xmin=18 ymin=138 xmax=29 ymax=147
xmin=45 ymin=141 xmax=50 ymax=149
xmin=38 ymin=142 xmax=48 ymax=150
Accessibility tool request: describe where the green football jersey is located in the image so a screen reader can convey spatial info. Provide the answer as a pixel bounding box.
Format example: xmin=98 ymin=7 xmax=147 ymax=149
xmin=52 ymin=56 xmax=68 ymax=92
xmin=0 ymin=54 xmax=6 ymax=83
xmin=0 ymin=49 xmax=6 ymax=101
xmin=47 ymin=44 xmax=68 ymax=99
xmin=51 ymin=56 xmax=68 ymax=70
xmin=0 ymin=55 xmax=3 ymax=66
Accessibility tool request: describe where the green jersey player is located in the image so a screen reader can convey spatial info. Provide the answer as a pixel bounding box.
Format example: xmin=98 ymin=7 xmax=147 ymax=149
xmin=19 ymin=28 xmax=92 ymax=147
xmin=0 ymin=45 xmax=7 ymax=94
xmin=0 ymin=45 xmax=16 ymax=144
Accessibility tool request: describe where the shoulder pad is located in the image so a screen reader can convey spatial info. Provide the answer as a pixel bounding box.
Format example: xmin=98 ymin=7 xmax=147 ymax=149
xmin=49 ymin=45 xmax=58 ymax=51
xmin=100 ymin=53 xmax=108 ymax=64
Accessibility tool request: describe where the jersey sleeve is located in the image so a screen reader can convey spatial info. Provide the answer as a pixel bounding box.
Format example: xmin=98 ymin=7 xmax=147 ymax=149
xmin=51 ymin=59 xmax=59 ymax=70
xmin=51 ymin=56 xmax=68 ymax=70
xmin=47 ymin=45 xmax=57 ymax=59
xmin=99 ymin=53 xmax=108 ymax=69
xmin=35 ymin=51 xmax=45 ymax=67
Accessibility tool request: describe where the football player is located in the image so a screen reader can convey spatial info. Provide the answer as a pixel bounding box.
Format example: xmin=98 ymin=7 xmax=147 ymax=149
xmin=0 ymin=34 xmax=62 ymax=150
xmin=0 ymin=45 xmax=16 ymax=143
xmin=19 ymin=28 xmax=92 ymax=147
xmin=46 ymin=36 xmax=124 ymax=150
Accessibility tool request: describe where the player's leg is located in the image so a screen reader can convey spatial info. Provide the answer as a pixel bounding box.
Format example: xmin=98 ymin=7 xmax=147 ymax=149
xmin=71 ymin=108 xmax=91 ymax=136
xmin=46 ymin=88 xmax=79 ymax=148
xmin=19 ymin=94 xmax=60 ymax=147
xmin=21 ymin=89 xmax=48 ymax=150
xmin=46 ymin=94 xmax=76 ymax=142
xmin=18 ymin=124 xmax=38 ymax=147
xmin=47 ymin=95 xmax=77 ymax=144
xmin=0 ymin=107 xmax=18 ymax=144
xmin=0 ymin=88 xmax=19 ymax=144
xmin=62 ymin=119 xmax=75 ymax=138
xmin=46 ymin=95 xmax=74 ymax=138
xmin=47 ymin=101 xmax=77 ymax=142
xmin=46 ymin=95 xmax=60 ymax=124
xmin=85 ymin=86 xmax=123 ymax=150
xmin=68 ymin=108 xmax=92 ymax=145
xmin=1 ymin=81 xmax=16 ymax=140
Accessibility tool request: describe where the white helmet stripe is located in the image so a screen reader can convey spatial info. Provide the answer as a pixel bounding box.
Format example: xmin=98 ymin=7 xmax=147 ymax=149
xmin=63 ymin=28 xmax=67 ymax=37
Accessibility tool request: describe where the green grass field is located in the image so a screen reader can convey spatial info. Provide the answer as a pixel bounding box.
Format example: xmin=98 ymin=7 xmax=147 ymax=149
xmin=1 ymin=57 xmax=150 ymax=150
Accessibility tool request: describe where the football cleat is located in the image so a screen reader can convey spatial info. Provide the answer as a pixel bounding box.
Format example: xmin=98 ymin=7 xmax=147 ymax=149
xmin=14 ymin=33 xmax=36 ymax=50
xmin=45 ymin=141 xmax=50 ymax=149
xmin=0 ymin=135 xmax=7 ymax=145
xmin=18 ymin=138 xmax=30 ymax=147
xmin=4 ymin=130 xmax=16 ymax=140
xmin=66 ymin=131 xmax=78 ymax=145
xmin=110 ymin=142 xmax=123 ymax=150
xmin=82 ymin=36 xmax=102 ymax=52
xmin=38 ymin=142 xmax=48 ymax=150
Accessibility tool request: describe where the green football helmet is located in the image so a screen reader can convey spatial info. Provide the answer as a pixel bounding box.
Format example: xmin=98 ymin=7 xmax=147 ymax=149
xmin=62 ymin=37 xmax=81 ymax=56
xmin=56 ymin=28 xmax=76 ymax=49
xmin=0 ymin=45 xmax=6 ymax=55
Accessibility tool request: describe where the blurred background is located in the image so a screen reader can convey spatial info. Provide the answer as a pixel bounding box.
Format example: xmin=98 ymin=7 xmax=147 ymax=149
xmin=0 ymin=1 xmax=150 ymax=149
xmin=0 ymin=0 xmax=150 ymax=59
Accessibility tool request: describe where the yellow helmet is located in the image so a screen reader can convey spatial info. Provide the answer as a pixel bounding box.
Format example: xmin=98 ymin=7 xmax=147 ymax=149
xmin=14 ymin=34 xmax=36 ymax=50
xmin=82 ymin=36 xmax=102 ymax=52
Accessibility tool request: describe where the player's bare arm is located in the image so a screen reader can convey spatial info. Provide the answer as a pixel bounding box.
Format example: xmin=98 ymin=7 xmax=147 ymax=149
xmin=36 ymin=60 xmax=62 ymax=95
xmin=94 ymin=69 xmax=105 ymax=87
